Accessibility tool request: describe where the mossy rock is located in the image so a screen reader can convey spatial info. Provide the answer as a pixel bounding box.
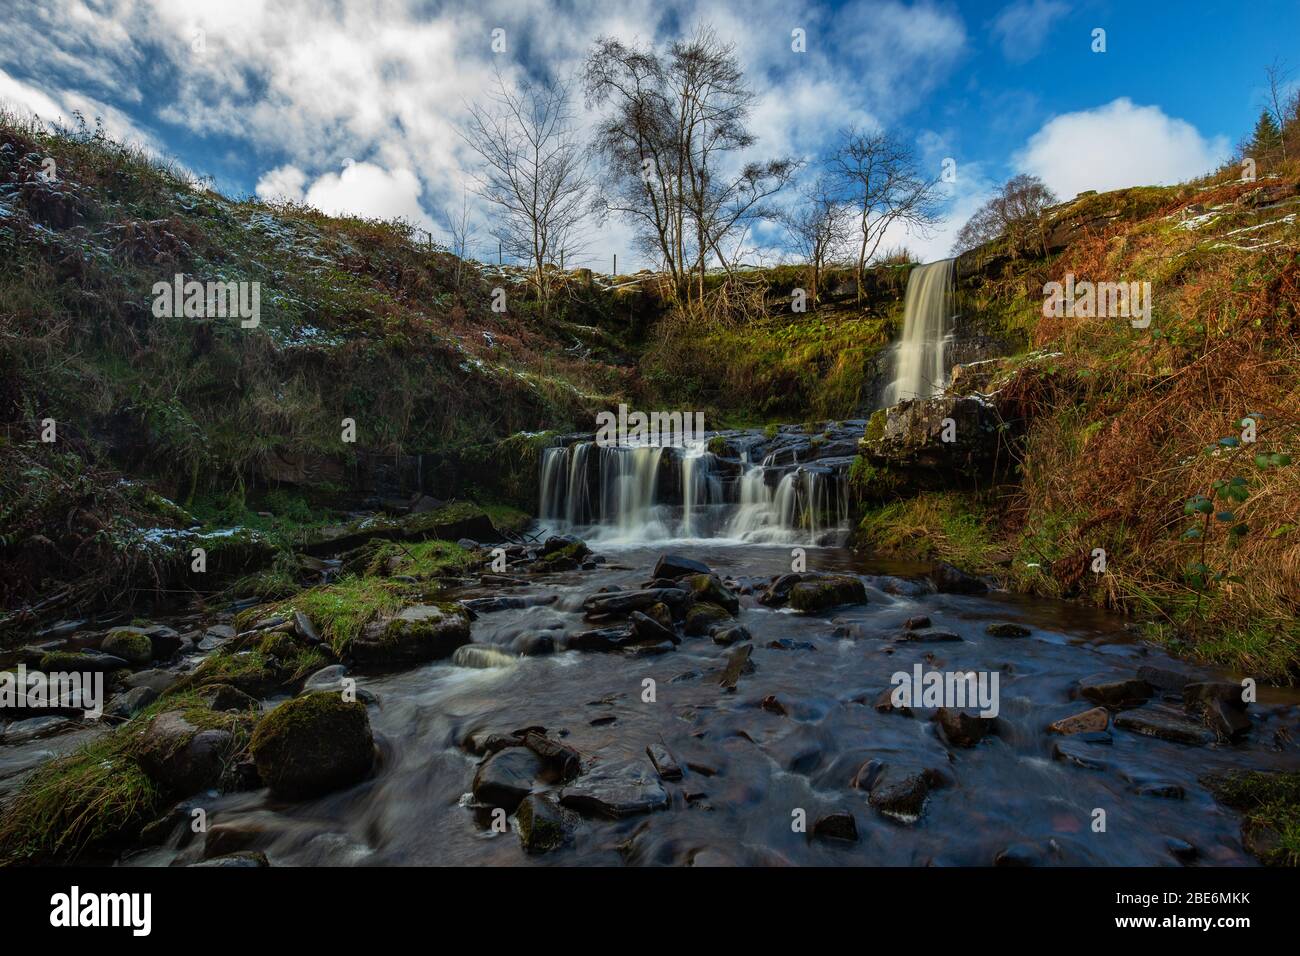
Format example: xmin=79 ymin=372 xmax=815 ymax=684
xmin=789 ymin=575 xmax=868 ymax=613
xmin=258 ymin=631 xmax=299 ymax=660
xmin=250 ymin=692 xmax=374 ymax=799
xmin=351 ymin=603 xmax=472 ymax=663
xmin=102 ymin=627 xmax=154 ymax=665
xmin=685 ymin=602 xmax=731 ymax=636
xmin=190 ymin=650 xmax=283 ymax=697
xmin=38 ymin=650 xmax=128 ymax=673
xmin=685 ymin=573 xmax=739 ymax=615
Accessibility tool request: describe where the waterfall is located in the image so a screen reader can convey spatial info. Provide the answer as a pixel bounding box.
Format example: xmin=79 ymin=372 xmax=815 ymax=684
xmin=886 ymin=258 xmax=955 ymax=405
xmin=536 ymin=439 xmax=852 ymax=545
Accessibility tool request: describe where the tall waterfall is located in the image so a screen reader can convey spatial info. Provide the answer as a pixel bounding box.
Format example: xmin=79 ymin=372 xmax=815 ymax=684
xmin=537 ymin=440 xmax=851 ymax=546
xmin=885 ymin=258 xmax=955 ymax=404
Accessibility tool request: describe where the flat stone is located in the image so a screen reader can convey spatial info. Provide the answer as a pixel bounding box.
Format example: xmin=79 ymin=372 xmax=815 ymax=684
xmin=653 ymin=554 xmax=712 ymax=579
xmin=559 ymin=765 xmax=669 ymax=819
xmin=1047 ymin=706 xmax=1109 ymax=735
xmin=1114 ymin=706 xmax=1216 ymax=746
xmin=1079 ymin=675 xmax=1153 ymax=708
xmin=645 ymin=743 xmax=683 ymax=781
xmin=718 ymin=643 xmax=753 ymax=692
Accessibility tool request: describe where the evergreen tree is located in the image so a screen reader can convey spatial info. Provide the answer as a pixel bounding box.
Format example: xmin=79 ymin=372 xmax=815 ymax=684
xmin=1249 ymin=109 xmax=1283 ymax=159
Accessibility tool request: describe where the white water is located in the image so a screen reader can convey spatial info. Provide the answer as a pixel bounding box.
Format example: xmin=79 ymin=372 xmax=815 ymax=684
xmin=885 ymin=258 xmax=955 ymax=404
xmin=538 ymin=441 xmax=850 ymax=546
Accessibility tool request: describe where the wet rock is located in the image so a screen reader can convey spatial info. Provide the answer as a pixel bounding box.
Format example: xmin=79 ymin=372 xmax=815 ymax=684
xmin=718 ymin=643 xmax=754 ymax=692
xmin=293 ymin=611 xmax=320 ymax=645
xmin=105 ymin=686 xmax=158 ymax=720
xmin=2 ymin=715 xmax=78 ymax=743
xmin=631 ymin=640 xmax=675 ymax=656
xmin=100 ymin=628 xmax=154 ymax=662
xmin=1136 ymin=665 xmax=1194 ymax=694
xmin=897 ymin=628 xmax=962 ymax=643
xmin=761 ymin=694 xmax=789 ymax=716
xmin=250 ymin=693 xmax=374 ymax=799
xmin=766 ymin=637 xmax=815 ymax=651
xmin=811 ymin=811 xmax=859 ymax=843
xmin=37 ymin=650 xmax=128 ymax=674
xmin=522 ymin=732 xmax=581 ymax=781
xmin=685 ymin=602 xmax=731 ymax=636
xmin=904 ymin=615 xmax=931 ymax=630
xmin=567 ymin=626 xmax=636 ymax=652
xmin=138 ymin=711 xmax=233 ymax=795
xmin=1183 ymin=682 xmax=1251 ymax=740
xmin=646 ymin=743 xmax=683 ymax=780
xmin=1052 ymin=737 xmax=1113 ymax=771
xmin=559 ymin=765 xmax=669 ymax=819
xmin=196 ymin=683 xmax=261 ymax=712
xmin=1047 ymin=706 xmax=1109 ymax=735
xmin=867 ymin=765 xmax=936 ymax=820
xmin=986 ymin=622 xmax=1031 ymax=638
xmin=684 ymin=574 xmax=740 ymax=615
xmin=630 ymin=610 xmax=678 ymax=645
xmin=934 ymin=708 xmax=997 ymax=748
xmin=653 ymin=554 xmax=712 ymax=579
xmin=928 ymin=562 xmax=989 ymax=595
xmin=124 ymin=668 xmax=182 ymax=694
xmin=463 ymin=594 xmax=557 ymax=614
xmin=758 ymin=572 xmax=804 ymax=607
xmin=473 ymin=747 xmax=545 ymax=812
xmin=515 ymin=793 xmax=573 ymax=854
xmin=1078 ymin=675 xmax=1153 ymax=708
xmin=789 ymin=575 xmax=867 ymax=613
xmin=353 ymin=604 xmax=471 ymax=663
xmin=513 ymin=633 xmax=555 ymax=656
xmin=1114 ymin=706 xmax=1216 ymax=746
xmin=1132 ymin=780 xmax=1185 ymax=799
xmin=860 ymin=395 xmax=1002 ymax=486
xmin=301 ymin=664 xmax=349 ymax=693
xmin=712 ymin=624 xmax=752 ymax=646
xmin=582 ymin=587 xmax=691 ymax=617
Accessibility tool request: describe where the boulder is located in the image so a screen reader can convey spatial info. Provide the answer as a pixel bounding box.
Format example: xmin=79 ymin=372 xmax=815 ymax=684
xmin=1047 ymin=707 xmax=1109 ymax=735
xmin=1079 ymin=675 xmax=1153 ymax=708
xmin=515 ymin=793 xmax=573 ymax=854
xmin=629 ymin=611 xmax=677 ymax=645
xmin=788 ymin=575 xmax=867 ymax=613
xmin=1113 ymin=706 xmax=1216 ymax=746
xmin=105 ymin=686 xmax=158 ymax=720
xmin=559 ymin=765 xmax=669 ymax=819
xmin=934 ymin=708 xmax=997 ymax=748
xmin=652 ymin=554 xmax=712 ymax=579
xmin=352 ymin=604 xmax=471 ymax=663
xmin=685 ymin=602 xmax=731 ymax=636
xmin=684 ymin=574 xmax=740 ymax=615
xmin=250 ymin=693 xmax=374 ymax=799
xmin=859 ymin=395 xmax=1002 ymax=487
xmin=137 ymin=711 xmax=233 ymax=795
xmin=473 ymin=747 xmax=544 ymax=812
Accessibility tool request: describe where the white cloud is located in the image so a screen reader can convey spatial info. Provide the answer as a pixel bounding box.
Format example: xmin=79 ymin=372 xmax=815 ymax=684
xmin=991 ymin=0 xmax=1069 ymax=63
xmin=299 ymin=160 xmax=434 ymax=229
xmin=254 ymin=164 xmax=308 ymax=203
xmin=1015 ymin=98 xmax=1229 ymax=199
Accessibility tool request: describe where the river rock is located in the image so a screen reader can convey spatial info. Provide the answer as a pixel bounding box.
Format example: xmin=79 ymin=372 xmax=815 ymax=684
xmin=1113 ymin=706 xmax=1216 ymax=746
xmin=934 ymin=707 xmax=997 ymax=748
xmin=250 ymin=693 xmax=374 ymax=799
xmin=582 ymin=587 xmax=691 ymax=617
xmin=897 ymin=628 xmax=962 ymax=643
xmin=567 ymin=626 xmax=636 ymax=652
xmin=684 ymin=573 xmax=740 ymax=615
xmin=629 ymin=610 xmax=678 ymax=645
xmin=2 ymin=715 xmax=77 ymax=743
xmin=685 ymin=602 xmax=731 ymax=636
xmin=873 ymin=687 xmax=913 ymax=716
xmin=196 ymin=682 xmax=261 ymax=712
xmin=1052 ymin=736 xmax=1113 ymax=771
xmin=866 ymin=764 xmax=935 ymax=820
xmin=515 ymin=793 xmax=573 ymax=853
xmin=903 ymin=615 xmax=931 ymax=630
xmin=353 ymin=604 xmax=471 ymax=663
xmin=521 ymin=732 xmax=581 ymax=781
xmin=986 ymin=622 xmax=1031 ymax=638
xmin=473 ymin=747 xmax=545 ymax=812
xmin=788 ymin=575 xmax=867 ymax=613
xmin=1079 ymin=675 xmax=1153 ymax=708
xmin=559 ymin=764 xmax=669 ymax=818
xmin=100 ymin=627 xmax=154 ymax=665
xmin=811 ymin=811 xmax=859 ymax=843
xmin=653 ymin=554 xmax=711 ymax=579
xmin=105 ymin=685 xmax=158 ymax=720
xmin=138 ymin=711 xmax=232 ymax=795
xmin=1183 ymin=682 xmax=1251 ymax=740
xmin=37 ymin=650 xmax=128 ymax=674
xmin=646 ymin=742 xmax=683 ymax=780
xmin=927 ymin=562 xmax=989 ymax=595
xmin=718 ymin=643 xmax=754 ymax=692
xmin=1047 ymin=706 xmax=1109 ymax=735
xmin=711 ymin=624 xmax=751 ymax=646
xmin=124 ymin=668 xmax=183 ymax=694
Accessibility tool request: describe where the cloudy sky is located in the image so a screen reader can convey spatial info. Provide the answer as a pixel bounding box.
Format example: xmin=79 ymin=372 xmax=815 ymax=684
xmin=1 ymin=0 xmax=1293 ymax=267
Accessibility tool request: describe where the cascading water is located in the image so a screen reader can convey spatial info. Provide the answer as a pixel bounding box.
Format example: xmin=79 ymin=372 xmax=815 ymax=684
xmin=537 ymin=436 xmax=854 ymax=545
xmin=885 ymin=258 xmax=955 ymax=405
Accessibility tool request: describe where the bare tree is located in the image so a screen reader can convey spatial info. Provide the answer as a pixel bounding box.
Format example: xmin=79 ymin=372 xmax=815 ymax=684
xmin=1264 ymin=59 xmax=1293 ymax=162
xmin=826 ymin=128 xmax=941 ymax=303
xmin=441 ymin=187 xmax=478 ymax=294
xmin=584 ymin=26 xmax=796 ymax=310
xmin=460 ymin=69 xmax=590 ymax=316
xmin=952 ymin=173 xmax=1058 ymax=257
xmin=781 ymin=176 xmax=852 ymax=304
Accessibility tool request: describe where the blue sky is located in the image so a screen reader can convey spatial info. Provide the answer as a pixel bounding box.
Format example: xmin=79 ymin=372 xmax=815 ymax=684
xmin=1 ymin=0 xmax=1294 ymax=266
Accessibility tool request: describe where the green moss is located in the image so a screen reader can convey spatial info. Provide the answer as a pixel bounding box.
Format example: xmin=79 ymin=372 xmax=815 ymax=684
xmin=481 ymin=503 xmax=531 ymax=535
xmin=707 ymin=435 xmax=728 ymax=455
xmin=1202 ymin=771 xmax=1300 ymax=866
xmin=102 ymin=628 xmax=153 ymax=664
xmin=250 ymin=575 xmax=410 ymax=657
xmin=864 ymin=409 xmax=887 ymax=443
xmin=856 ymin=492 xmax=1001 ymax=573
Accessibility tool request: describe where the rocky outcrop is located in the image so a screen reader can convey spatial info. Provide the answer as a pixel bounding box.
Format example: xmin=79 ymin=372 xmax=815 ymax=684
xmin=859 ymin=395 xmax=1003 ymax=490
